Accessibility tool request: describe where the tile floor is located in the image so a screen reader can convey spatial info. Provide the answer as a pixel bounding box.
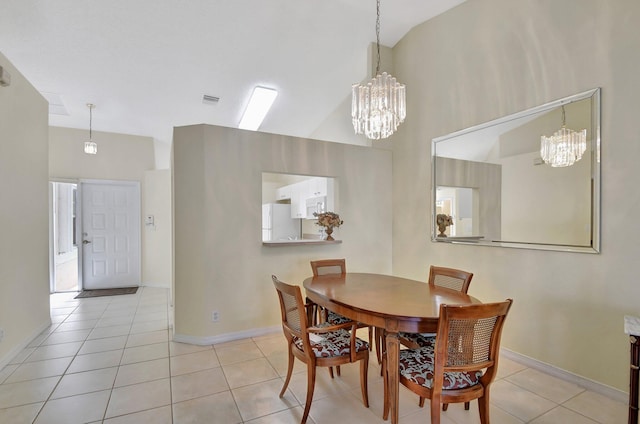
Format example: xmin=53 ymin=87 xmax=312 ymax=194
xmin=0 ymin=287 xmax=628 ymax=423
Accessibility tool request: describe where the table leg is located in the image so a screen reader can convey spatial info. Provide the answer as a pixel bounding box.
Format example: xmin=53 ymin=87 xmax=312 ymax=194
xmin=385 ymin=331 xmax=400 ymax=424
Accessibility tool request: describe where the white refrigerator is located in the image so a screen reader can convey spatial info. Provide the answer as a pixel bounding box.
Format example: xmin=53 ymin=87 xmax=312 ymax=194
xmin=262 ymin=203 xmax=299 ymax=241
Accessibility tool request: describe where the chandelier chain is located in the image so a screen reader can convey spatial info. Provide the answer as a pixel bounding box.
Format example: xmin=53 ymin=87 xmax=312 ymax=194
xmin=350 ymin=0 xmax=406 ymax=140
xmin=376 ymin=0 xmax=381 ymax=75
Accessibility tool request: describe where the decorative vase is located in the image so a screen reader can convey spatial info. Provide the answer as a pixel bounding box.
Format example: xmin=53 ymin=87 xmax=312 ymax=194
xmin=324 ymin=227 xmax=334 ymax=241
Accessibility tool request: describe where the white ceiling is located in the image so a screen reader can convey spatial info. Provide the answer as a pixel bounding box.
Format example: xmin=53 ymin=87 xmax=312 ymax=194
xmin=0 ymin=0 xmax=466 ymax=145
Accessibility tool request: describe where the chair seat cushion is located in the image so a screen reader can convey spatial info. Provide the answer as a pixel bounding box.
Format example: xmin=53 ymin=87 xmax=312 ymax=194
xmin=399 ymin=332 xmax=436 ymax=347
xmin=294 ymin=323 xmax=369 ymax=358
xmin=399 ymin=346 xmax=482 ymax=390
xmin=327 ymin=310 xmax=352 ymax=325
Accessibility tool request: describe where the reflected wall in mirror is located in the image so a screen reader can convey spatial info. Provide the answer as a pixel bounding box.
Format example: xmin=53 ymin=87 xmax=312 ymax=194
xmin=262 ymin=172 xmax=337 ymax=242
xmin=432 ymin=88 xmax=600 ymax=253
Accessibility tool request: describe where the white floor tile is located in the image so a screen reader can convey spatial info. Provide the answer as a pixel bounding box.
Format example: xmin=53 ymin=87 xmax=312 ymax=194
xmin=0 ymin=376 xmax=59 ymax=409
xmin=105 ymin=378 xmax=171 ymax=418
xmin=4 ymin=356 xmax=73 ymax=383
xmin=103 ymin=405 xmax=172 ymax=424
xmin=120 ymin=342 xmax=168 ymax=365
xmin=170 ymin=349 xmax=220 ymax=376
xmin=490 ymin=379 xmax=558 ymax=422
xmin=67 ymin=349 xmax=123 ymax=374
xmin=506 ymin=368 xmax=585 ymax=403
xmin=0 ymin=402 xmax=43 ymax=424
xmin=51 ymin=367 xmax=117 ymax=399
xmin=34 ymin=389 xmax=111 ymax=424
xmin=173 ymin=391 xmax=243 ymax=424
xmin=232 ymin=379 xmax=299 ymax=422
xmin=562 ymin=390 xmax=628 ymax=424
xmin=171 ymin=367 xmax=229 ymax=403
xmin=114 ymin=357 xmax=169 ymax=387
xmin=0 ymin=290 xmax=629 ymax=424
xmin=79 ymin=335 xmax=128 ymax=355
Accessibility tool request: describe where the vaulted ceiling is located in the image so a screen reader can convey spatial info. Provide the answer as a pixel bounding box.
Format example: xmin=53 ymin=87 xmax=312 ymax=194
xmin=1 ymin=0 xmax=466 ymax=145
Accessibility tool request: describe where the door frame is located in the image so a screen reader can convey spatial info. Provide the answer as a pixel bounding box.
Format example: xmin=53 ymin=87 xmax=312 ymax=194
xmin=78 ymin=179 xmax=142 ymax=290
xmin=49 ymin=178 xmax=80 ymax=293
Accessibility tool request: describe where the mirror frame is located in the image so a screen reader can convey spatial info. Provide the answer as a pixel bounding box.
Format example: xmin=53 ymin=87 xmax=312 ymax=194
xmin=431 ymin=88 xmax=601 ymax=253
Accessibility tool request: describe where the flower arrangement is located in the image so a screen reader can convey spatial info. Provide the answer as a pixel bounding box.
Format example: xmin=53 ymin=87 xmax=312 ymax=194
xmin=313 ymin=211 xmax=343 ymax=240
xmin=436 ymin=213 xmax=453 ymax=237
xmin=313 ymin=211 xmax=343 ymax=229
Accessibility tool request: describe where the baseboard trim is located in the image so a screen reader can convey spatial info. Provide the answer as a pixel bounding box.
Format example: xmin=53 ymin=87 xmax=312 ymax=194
xmin=173 ymin=326 xmax=281 ymax=346
xmin=0 ymin=320 xmax=52 ymax=371
xmin=500 ymin=348 xmax=627 ymax=404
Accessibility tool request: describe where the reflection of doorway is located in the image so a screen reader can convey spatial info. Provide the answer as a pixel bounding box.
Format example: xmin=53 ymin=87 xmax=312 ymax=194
xmin=50 ymin=182 xmax=79 ymax=292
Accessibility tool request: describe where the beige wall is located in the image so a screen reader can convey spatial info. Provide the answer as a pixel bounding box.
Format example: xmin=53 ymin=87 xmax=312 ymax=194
xmin=0 ymin=52 xmax=50 ymax=366
xmin=143 ymin=169 xmax=172 ymax=288
xmin=172 ymin=125 xmax=392 ymax=342
xmin=392 ymin=0 xmax=639 ymax=392
xmin=49 ymin=127 xmax=170 ymax=287
xmin=49 ymin=126 xmax=155 ymax=181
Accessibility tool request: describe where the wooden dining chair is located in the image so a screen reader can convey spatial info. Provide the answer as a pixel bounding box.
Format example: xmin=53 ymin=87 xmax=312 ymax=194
xmin=272 ymin=275 xmax=369 ymax=424
xmin=399 ymin=266 xmax=474 ymax=349
xmin=310 ymin=259 xmax=376 ymax=369
xmin=397 ymin=265 xmax=474 ymax=410
xmin=385 ymin=299 xmax=512 ymax=424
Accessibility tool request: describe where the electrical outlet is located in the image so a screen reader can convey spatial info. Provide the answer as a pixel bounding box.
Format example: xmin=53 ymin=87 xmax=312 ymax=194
xmin=0 ymin=328 xmax=4 ymax=342
xmin=212 ymin=311 xmax=220 ymax=322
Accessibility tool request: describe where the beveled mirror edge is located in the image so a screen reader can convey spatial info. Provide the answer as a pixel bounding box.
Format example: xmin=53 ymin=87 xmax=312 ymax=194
xmin=430 ymin=87 xmax=601 ymax=253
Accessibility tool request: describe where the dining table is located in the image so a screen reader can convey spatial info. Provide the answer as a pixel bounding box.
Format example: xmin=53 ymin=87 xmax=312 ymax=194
xmin=303 ymin=272 xmax=481 ymax=424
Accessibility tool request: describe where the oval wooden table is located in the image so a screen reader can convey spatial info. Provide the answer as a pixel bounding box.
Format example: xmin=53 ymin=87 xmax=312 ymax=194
xmin=303 ymin=272 xmax=481 ymax=424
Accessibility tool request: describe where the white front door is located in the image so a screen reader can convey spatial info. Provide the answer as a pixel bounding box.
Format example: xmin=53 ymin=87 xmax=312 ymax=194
xmin=81 ymin=181 xmax=141 ymax=289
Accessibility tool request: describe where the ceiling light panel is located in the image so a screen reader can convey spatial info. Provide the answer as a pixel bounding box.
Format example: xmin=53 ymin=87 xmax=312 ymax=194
xmin=238 ymin=86 xmax=278 ymax=131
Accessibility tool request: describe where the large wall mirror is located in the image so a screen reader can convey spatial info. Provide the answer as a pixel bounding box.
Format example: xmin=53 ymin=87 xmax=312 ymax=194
xmin=432 ymin=88 xmax=600 ymax=253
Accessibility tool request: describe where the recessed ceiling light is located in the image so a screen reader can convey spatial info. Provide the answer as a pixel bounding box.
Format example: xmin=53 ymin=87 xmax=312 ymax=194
xmin=238 ymin=86 xmax=278 ymax=131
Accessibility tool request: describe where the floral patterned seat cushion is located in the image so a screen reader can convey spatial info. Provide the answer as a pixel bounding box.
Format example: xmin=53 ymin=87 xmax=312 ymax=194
xmin=293 ymin=323 xmax=369 ymax=358
xmin=399 ymin=345 xmax=482 ymax=390
xmin=399 ymin=332 xmax=436 ymax=347
xmin=327 ymin=310 xmax=352 ymax=325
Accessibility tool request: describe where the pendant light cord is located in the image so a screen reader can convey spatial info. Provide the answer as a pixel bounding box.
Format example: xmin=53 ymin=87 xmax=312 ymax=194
xmin=375 ymin=0 xmax=381 ymax=75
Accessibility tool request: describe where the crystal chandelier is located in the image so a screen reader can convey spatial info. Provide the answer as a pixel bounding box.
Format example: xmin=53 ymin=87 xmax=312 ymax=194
xmin=84 ymin=103 xmax=97 ymax=154
xmin=351 ymin=0 xmax=406 ymax=140
xmin=540 ymin=105 xmax=586 ymax=167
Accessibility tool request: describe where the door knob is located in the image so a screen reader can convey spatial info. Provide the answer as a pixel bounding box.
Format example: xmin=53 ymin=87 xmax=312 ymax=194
xmin=82 ymin=240 xmax=92 ymax=244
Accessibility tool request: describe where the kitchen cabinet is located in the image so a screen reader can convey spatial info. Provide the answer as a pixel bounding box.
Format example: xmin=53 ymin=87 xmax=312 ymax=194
xmin=274 ymin=177 xmax=330 ymax=219
xmin=308 ymin=177 xmax=327 ymax=197
xmin=290 ymin=182 xmax=307 ymax=218
xmin=276 ymin=185 xmax=292 ymax=200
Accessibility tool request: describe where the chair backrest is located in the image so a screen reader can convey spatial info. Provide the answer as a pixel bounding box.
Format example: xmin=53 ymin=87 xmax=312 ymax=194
xmin=272 ymin=275 xmax=309 ymax=342
xmin=428 ymin=265 xmax=473 ymax=293
xmin=310 ymin=258 xmax=346 ymax=276
xmin=434 ymin=299 xmax=513 ymax=384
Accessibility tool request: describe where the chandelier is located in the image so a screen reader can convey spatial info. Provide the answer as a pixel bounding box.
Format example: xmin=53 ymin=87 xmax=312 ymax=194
xmin=84 ymin=103 xmax=97 ymax=154
xmin=540 ymin=105 xmax=586 ymax=167
xmin=351 ymin=0 xmax=406 ymax=140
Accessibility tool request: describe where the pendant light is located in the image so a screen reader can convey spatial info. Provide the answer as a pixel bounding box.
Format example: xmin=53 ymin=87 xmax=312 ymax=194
xmin=84 ymin=103 xmax=97 ymax=155
xmin=540 ymin=105 xmax=586 ymax=167
xmin=351 ymin=0 xmax=406 ymax=140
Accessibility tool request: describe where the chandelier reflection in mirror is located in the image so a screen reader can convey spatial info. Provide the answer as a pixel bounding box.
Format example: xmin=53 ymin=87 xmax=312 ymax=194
xmin=351 ymin=0 xmax=406 ymax=140
xmin=540 ymin=105 xmax=586 ymax=167
xmin=84 ymin=103 xmax=97 ymax=155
